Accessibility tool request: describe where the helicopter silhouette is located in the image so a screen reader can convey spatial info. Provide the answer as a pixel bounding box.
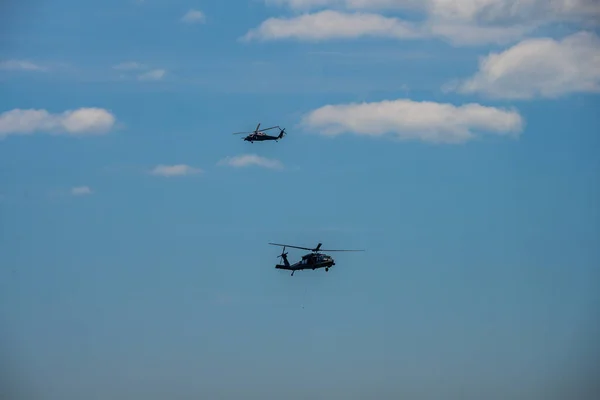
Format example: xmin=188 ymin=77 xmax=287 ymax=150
xmin=232 ymin=123 xmax=286 ymax=143
xmin=269 ymin=242 xmax=364 ymax=276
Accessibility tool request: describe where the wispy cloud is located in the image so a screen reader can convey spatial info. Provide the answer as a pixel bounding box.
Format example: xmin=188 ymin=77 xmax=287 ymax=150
xmin=301 ymin=98 xmax=523 ymax=144
xmin=111 ymin=62 xmax=166 ymax=81
xmin=112 ymin=61 xmax=147 ymax=71
xmin=150 ymin=164 xmax=203 ymax=177
xmin=218 ymin=154 xmax=284 ymax=169
xmin=71 ymin=186 xmax=92 ymax=196
xmin=181 ymin=9 xmax=206 ymax=24
xmin=0 ymin=59 xmax=47 ymax=71
xmin=0 ymin=108 xmax=117 ymax=139
xmin=138 ymin=69 xmax=166 ymax=81
xmin=445 ymin=31 xmax=600 ymax=99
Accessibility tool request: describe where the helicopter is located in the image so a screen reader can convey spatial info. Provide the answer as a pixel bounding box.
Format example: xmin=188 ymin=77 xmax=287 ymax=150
xmin=268 ymin=242 xmax=364 ymax=276
xmin=232 ymin=123 xmax=286 ymax=143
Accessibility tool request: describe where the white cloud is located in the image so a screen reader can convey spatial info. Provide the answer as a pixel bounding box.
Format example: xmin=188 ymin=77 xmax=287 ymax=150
xmin=422 ymin=0 xmax=600 ymax=25
xmin=218 ymin=154 xmax=284 ymax=169
xmin=301 ymin=98 xmax=523 ymax=143
xmin=113 ymin=61 xmax=147 ymax=70
xmin=181 ymin=9 xmax=206 ymax=23
xmin=138 ymin=69 xmax=166 ymax=80
xmin=425 ymin=20 xmax=533 ymax=46
xmin=449 ymin=31 xmax=600 ymax=99
xmin=112 ymin=62 xmax=167 ymax=82
xmin=243 ymin=10 xmax=420 ymax=41
xmin=267 ymin=0 xmax=600 ymax=23
xmin=0 ymin=108 xmax=116 ymax=139
xmin=256 ymin=1 xmax=600 ymax=45
xmin=71 ymin=186 xmax=92 ymax=196
xmin=150 ymin=164 xmax=203 ymax=177
xmin=0 ymin=59 xmax=47 ymax=71
xmin=242 ymin=10 xmax=533 ymax=45
xmin=264 ymin=0 xmax=341 ymax=8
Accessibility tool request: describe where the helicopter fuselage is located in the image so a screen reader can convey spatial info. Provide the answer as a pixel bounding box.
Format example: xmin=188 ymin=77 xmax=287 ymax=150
xmin=245 ymin=134 xmax=277 ymax=142
xmin=244 ymin=131 xmax=284 ymax=143
xmin=276 ymin=252 xmax=335 ymax=275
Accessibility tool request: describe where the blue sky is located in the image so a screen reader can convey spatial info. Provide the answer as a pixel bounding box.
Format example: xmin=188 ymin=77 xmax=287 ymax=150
xmin=1 ymin=0 xmax=599 ymax=399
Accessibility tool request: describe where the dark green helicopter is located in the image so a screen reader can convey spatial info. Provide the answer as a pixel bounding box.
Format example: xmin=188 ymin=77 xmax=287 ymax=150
xmin=269 ymin=242 xmax=364 ymax=276
xmin=232 ymin=123 xmax=286 ymax=143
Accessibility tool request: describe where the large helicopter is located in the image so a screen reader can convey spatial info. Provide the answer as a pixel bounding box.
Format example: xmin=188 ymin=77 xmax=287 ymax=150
xmin=232 ymin=123 xmax=286 ymax=143
xmin=268 ymin=242 xmax=364 ymax=276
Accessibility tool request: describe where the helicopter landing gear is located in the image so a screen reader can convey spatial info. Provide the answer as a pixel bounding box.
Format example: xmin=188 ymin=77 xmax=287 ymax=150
xmin=325 ymin=268 xmax=329 ymax=272
xmin=291 ymin=271 xmax=294 ymax=276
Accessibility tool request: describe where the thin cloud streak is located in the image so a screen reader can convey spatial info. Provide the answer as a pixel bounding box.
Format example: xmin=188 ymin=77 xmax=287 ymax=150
xmin=218 ymin=154 xmax=284 ymax=169
xmin=150 ymin=164 xmax=203 ymax=177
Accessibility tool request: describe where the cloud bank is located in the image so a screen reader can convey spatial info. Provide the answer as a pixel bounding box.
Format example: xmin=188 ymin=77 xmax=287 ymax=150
xmin=250 ymin=0 xmax=600 ymax=45
xmin=0 ymin=108 xmax=116 ymax=139
xmin=267 ymin=0 xmax=600 ymax=23
xmin=448 ymin=31 xmax=600 ymax=99
xmin=243 ymin=10 xmax=531 ymax=45
xmin=302 ymin=99 xmax=524 ymax=143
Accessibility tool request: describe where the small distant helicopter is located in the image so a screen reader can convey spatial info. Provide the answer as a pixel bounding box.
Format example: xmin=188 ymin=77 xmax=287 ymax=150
xmin=268 ymin=242 xmax=364 ymax=276
xmin=232 ymin=123 xmax=286 ymax=143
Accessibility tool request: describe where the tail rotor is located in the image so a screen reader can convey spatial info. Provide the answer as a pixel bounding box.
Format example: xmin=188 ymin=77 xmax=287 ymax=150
xmin=277 ymin=246 xmax=288 ymax=260
xmin=277 ymin=127 xmax=286 ymax=139
xmin=277 ymin=246 xmax=290 ymax=267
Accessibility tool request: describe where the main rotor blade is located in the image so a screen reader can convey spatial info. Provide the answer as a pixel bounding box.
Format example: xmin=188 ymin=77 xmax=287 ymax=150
xmin=319 ymin=249 xmax=365 ymax=252
xmin=260 ymin=125 xmax=280 ymax=131
xmin=268 ymin=243 xmax=314 ymax=251
xmin=256 ymin=123 xmax=261 ymax=132
xmin=232 ymin=131 xmax=253 ymax=135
